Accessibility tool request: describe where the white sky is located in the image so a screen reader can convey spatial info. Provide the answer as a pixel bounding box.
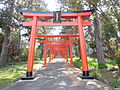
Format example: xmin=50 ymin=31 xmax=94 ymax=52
xmin=45 ymin=0 xmax=60 ymax=11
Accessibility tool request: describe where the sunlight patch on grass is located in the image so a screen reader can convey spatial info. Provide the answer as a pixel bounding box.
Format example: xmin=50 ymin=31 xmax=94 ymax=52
xmin=73 ymin=57 xmax=119 ymax=88
xmin=0 ymin=60 xmax=43 ymax=87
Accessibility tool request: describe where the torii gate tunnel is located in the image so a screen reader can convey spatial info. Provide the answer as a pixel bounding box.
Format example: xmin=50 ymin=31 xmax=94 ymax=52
xmin=20 ymin=10 xmax=94 ymax=80
xmin=37 ymin=34 xmax=79 ymax=67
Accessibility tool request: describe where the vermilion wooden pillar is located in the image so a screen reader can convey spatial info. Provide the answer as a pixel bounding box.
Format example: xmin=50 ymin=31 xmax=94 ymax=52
xmin=69 ymin=37 xmax=74 ymax=66
xmin=43 ymin=37 xmax=48 ymax=67
xmin=23 ymin=16 xmax=38 ymax=79
xmin=66 ymin=46 xmax=68 ymax=62
xmin=78 ymin=16 xmax=90 ymax=79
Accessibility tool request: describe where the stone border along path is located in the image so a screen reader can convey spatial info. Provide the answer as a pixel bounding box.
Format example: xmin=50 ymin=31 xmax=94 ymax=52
xmin=4 ymin=57 xmax=113 ymax=90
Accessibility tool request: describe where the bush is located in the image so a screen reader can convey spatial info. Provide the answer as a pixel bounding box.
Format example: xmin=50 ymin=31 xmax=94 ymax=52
xmin=74 ymin=58 xmax=82 ymax=68
xmin=34 ymin=49 xmax=41 ymax=60
xmin=98 ymin=64 xmax=107 ymax=69
xmin=111 ymin=79 xmax=120 ymax=88
xmin=115 ymin=49 xmax=120 ymax=69
xmin=88 ymin=41 xmax=96 ymax=49
xmin=91 ymin=70 xmax=100 ymax=77
xmin=20 ymin=49 xmax=28 ymax=61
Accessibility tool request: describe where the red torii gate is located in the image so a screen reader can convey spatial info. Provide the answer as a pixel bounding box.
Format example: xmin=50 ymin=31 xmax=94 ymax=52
xmin=47 ymin=44 xmax=69 ymax=63
xmin=20 ymin=10 xmax=94 ymax=80
xmin=37 ymin=34 xmax=79 ymax=67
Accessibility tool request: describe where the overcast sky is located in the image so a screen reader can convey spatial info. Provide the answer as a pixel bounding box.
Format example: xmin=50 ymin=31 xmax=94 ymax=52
xmin=45 ymin=0 xmax=60 ymax=11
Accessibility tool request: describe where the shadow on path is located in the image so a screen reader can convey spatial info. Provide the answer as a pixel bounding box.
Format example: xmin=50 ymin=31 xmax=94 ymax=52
xmin=4 ymin=57 xmax=112 ymax=90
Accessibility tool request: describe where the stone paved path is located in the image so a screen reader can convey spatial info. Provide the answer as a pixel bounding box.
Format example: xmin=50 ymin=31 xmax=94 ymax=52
xmin=4 ymin=58 xmax=112 ymax=90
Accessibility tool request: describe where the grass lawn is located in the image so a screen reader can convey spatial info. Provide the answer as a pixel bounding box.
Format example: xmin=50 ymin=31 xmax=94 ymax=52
xmin=0 ymin=60 xmax=43 ymax=87
xmin=73 ymin=57 xmax=120 ymax=88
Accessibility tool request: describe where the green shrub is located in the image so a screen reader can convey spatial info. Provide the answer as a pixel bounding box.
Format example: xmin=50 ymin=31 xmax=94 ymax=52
xmin=98 ymin=64 xmax=107 ymax=69
xmin=91 ymin=70 xmax=100 ymax=77
xmin=74 ymin=59 xmax=82 ymax=68
xmin=88 ymin=58 xmax=98 ymax=69
xmin=115 ymin=49 xmax=120 ymax=69
xmin=111 ymin=79 xmax=120 ymax=88
xmin=88 ymin=41 xmax=96 ymax=49
xmin=117 ymin=71 xmax=120 ymax=76
xmin=34 ymin=49 xmax=41 ymax=60
xmin=20 ymin=49 xmax=28 ymax=61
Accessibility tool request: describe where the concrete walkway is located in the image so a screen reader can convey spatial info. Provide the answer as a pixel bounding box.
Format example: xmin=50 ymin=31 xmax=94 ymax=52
xmin=4 ymin=58 xmax=112 ymax=90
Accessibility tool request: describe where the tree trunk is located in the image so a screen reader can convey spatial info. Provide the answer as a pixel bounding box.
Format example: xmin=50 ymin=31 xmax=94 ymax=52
xmin=0 ymin=27 xmax=11 ymax=67
xmin=40 ymin=43 xmax=44 ymax=60
xmin=74 ymin=46 xmax=78 ymax=57
xmin=94 ymin=17 xmax=105 ymax=65
xmin=0 ymin=0 xmax=15 ymax=67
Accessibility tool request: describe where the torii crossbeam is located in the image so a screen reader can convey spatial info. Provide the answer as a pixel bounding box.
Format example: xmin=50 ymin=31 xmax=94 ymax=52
xmin=20 ymin=10 xmax=94 ymax=80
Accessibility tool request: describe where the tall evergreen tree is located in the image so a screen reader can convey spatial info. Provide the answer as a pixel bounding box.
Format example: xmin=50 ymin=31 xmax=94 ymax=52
xmin=0 ymin=0 xmax=47 ymax=66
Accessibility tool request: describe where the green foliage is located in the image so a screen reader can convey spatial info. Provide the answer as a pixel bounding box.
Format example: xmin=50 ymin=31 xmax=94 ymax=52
xmin=98 ymin=64 xmax=107 ymax=69
xmin=58 ymin=0 xmax=84 ymax=11
xmin=0 ymin=60 xmax=43 ymax=87
xmin=88 ymin=41 xmax=96 ymax=49
xmin=59 ymin=0 xmax=120 ymax=70
xmin=10 ymin=30 xmax=20 ymax=42
xmin=117 ymin=71 xmax=120 ymax=76
xmin=74 ymin=57 xmax=100 ymax=78
xmin=0 ymin=63 xmax=26 ymax=87
xmin=34 ymin=49 xmax=41 ymax=60
xmin=106 ymin=59 xmax=117 ymax=68
xmin=8 ymin=30 xmax=21 ymax=61
xmin=111 ymin=79 xmax=120 ymax=88
xmin=74 ymin=57 xmax=119 ymax=88
xmin=74 ymin=56 xmax=118 ymax=73
xmin=91 ymin=70 xmax=100 ymax=77
xmin=74 ymin=57 xmax=98 ymax=69
xmin=0 ymin=73 xmax=24 ymax=87
xmin=88 ymin=58 xmax=98 ymax=69
xmin=74 ymin=59 xmax=82 ymax=68
xmin=115 ymin=49 xmax=120 ymax=69
xmin=20 ymin=49 xmax=28 ymax=61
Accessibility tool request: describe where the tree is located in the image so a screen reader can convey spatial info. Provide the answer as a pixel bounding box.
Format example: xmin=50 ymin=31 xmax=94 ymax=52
xmin=82 ymin=0 xmax=120 ymax=67
xmin=93 ymin=14 xmax=105 ymax=65
xmin=0 ymin=0 xmax=47 ymax=66
xmin=0 ymin=0 xmax=15 ymax=67
xmin=58 ymin=0 xmax=106 ymax=66
xmin=87 ymin=0 xmax=106 ymax=66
